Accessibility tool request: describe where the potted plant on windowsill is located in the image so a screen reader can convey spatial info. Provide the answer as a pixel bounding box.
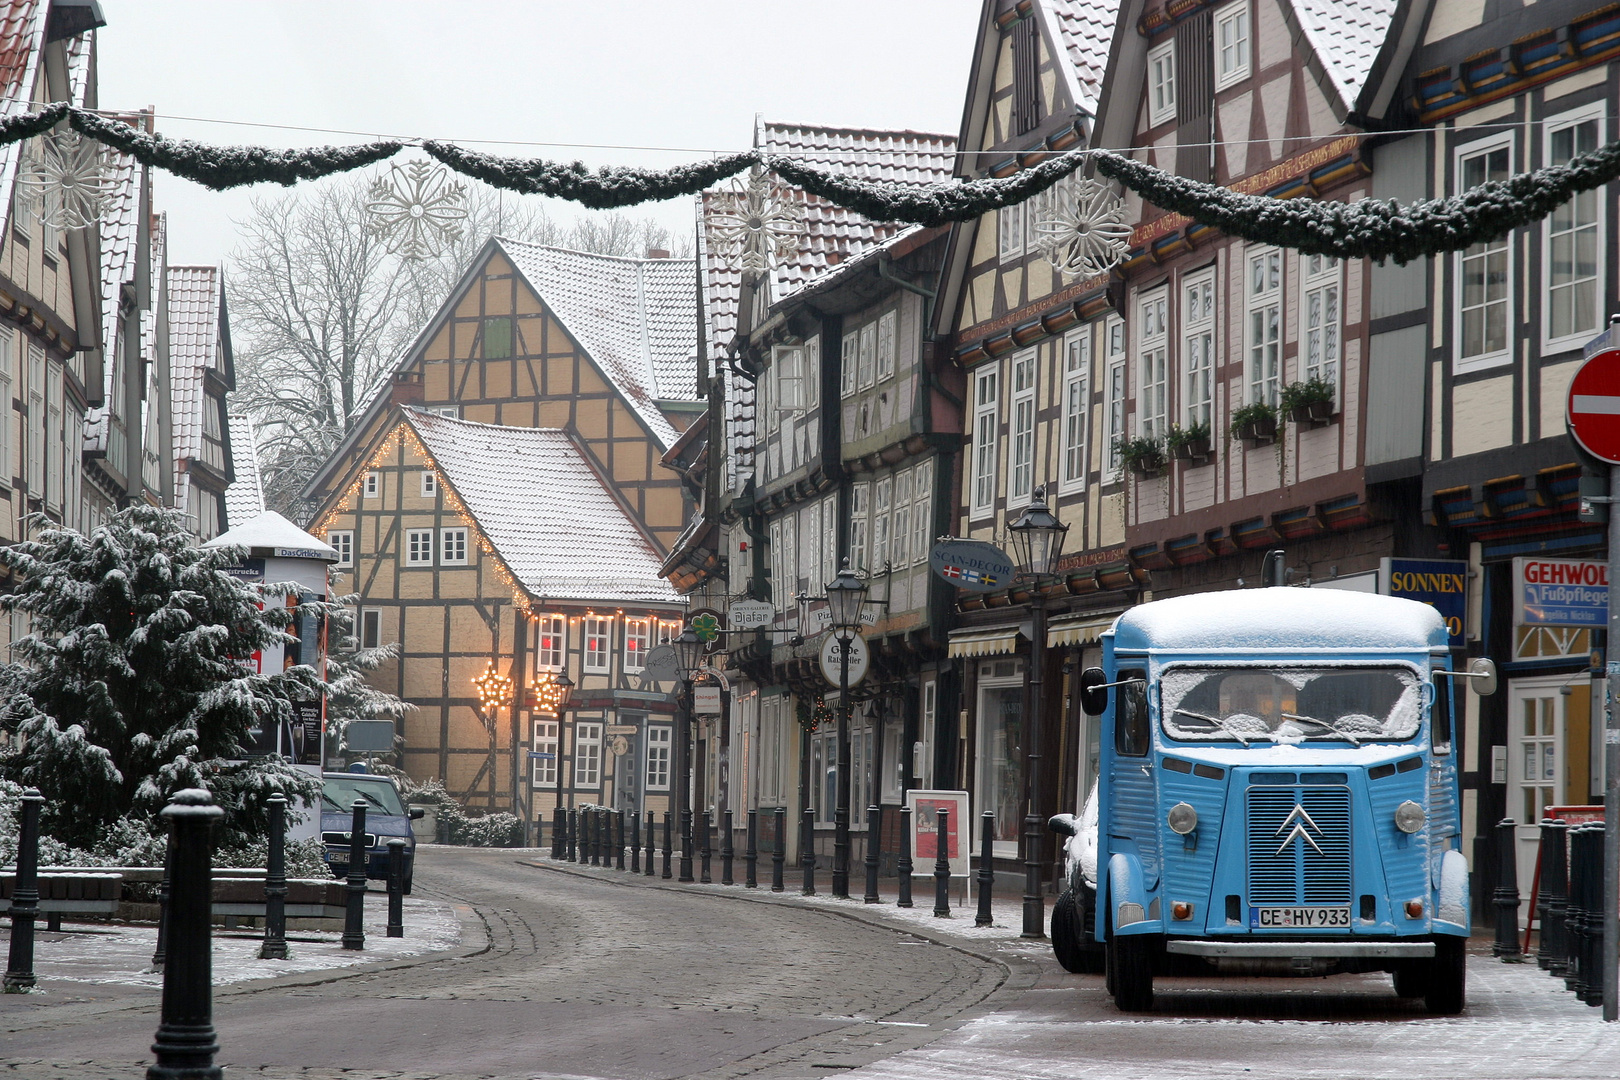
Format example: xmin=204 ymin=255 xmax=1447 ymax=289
xmin=1230 ymin=401 xmax=1279 ymax=445
xmin=1115 ymin=435 xmax=1167 ymax=479
xmin=1165 ymin=421 xmax=1213 ymax=464
xmin=1280 ymin=375 xmax=1337 ymax=427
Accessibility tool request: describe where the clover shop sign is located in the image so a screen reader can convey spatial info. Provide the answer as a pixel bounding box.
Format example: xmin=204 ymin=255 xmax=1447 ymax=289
xmin=1512 ymin=557 xmax=1608 ymax=627
xmin=1379 ymin=557 xmax=1468 ymax=645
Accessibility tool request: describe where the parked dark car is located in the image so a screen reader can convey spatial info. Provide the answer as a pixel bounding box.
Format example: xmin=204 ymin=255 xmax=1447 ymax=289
xmin=321 ymin=770 xmax=423 ymax=894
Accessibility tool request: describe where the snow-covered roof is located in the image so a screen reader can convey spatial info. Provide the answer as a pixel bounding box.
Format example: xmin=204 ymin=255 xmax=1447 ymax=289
xmin=403 ymin=408 xmax=680 ymax=604
xmin=0 ymin=1 xmax=44 ymax=238
xmin=1112 ymin=587 xmax=1447 ymax=654
xmin=84 ymin=145 xmax=142 ymax=456
xmin=224 ymin=412 xmax=265 ymax=527
xmin=1289 ymin=0 xmax=1397 ymax=111
xmin=499 ymin=239 xmax=696 ymax=450
xmin=167 ymin=264 xmax=221 ymax=472
xmin=205 ymin=510 xmax=337 ymax=561
xmin=1046 ymin=0 xmax=1123 ymax=117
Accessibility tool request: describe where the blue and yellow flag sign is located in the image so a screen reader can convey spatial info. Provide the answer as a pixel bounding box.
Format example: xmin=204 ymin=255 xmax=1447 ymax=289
xmin=929 ymin=539 xmax=1016 ymax=593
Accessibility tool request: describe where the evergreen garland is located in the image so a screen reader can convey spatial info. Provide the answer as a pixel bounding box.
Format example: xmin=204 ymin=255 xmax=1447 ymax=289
xmin=766 ymin=150 xmax=1086 ymax=227
xmin=0 ymin=101 xmax=69 ymax=145
xmin=421 ymin=141 xmax=759 ymax=208
xmin=1091 ymin=140 xmax=1620 ymax=265
xmin=65 ymin=108 xmax=403 ymax=191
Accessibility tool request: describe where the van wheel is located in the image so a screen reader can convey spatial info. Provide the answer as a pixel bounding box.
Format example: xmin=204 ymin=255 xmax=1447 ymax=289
xmin=402 ymin=873 xmax=413 ymax=896
xmin=1053 ymin=889 xmax=1104 ymax=974
xmin=1109 ymin=932 xmax=1154 ymax=1012
xmin=1423 ymin=936 xmax=1466 ymax=1015
xmin=1391 ymin=963 xmax=1429 ymax=999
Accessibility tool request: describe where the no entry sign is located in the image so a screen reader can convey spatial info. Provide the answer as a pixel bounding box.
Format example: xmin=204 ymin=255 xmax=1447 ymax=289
xmin=1568 ymin=348 xmax=1620 ymax=463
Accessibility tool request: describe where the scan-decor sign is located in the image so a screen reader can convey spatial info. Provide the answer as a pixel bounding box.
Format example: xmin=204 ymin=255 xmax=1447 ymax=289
xmin=1512 ymin=557 xmax=1609 ymax=627
xmin=1379 ymin=558 xmax=1468 ymax=646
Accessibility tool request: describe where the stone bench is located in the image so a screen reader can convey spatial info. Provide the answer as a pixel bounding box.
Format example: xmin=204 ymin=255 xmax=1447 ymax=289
xmin=2 ymin=868 xmax=347 ymax=927
xmin=0 ymin=872 xmax=123 ymax=930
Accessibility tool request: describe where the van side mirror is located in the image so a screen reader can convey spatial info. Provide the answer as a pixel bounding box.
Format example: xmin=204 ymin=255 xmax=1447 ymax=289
xmin=409 ymin=807 xmax=426 ymax=820
xmin=1467 ymin=657 xmax=1497 ymax=697
xmin=1079 ymin=667 xmax=1108 ymax=716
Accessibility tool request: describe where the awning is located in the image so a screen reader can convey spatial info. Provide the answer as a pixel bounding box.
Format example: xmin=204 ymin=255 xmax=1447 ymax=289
xmin=1047 ymin=614 xmax=1117 ymax=648
xmin=947 ymin=624 xmax=1024 ymax=658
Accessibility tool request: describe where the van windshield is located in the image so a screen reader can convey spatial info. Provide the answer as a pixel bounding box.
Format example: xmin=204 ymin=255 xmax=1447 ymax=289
xmin=1160 ymin=666 xmax=1421 ymax=744
xmin=323 ymin=776 xmax=406 ymax=815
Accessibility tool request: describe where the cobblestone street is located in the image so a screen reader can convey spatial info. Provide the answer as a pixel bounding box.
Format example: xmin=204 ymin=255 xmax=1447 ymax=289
xmin=3 ymin=846 xmax=1619 ymax=1080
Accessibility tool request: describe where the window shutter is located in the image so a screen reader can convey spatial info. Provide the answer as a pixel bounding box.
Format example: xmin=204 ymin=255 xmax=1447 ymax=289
xmin=1174 ymin=10 xmax=1213 ymax=183
xmin=1012 ymin=17 xmax=1042 ymax=136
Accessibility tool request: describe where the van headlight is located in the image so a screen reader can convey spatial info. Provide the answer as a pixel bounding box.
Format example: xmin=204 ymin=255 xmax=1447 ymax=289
xmin=1167 ymin=802 xmax=1198 ymax=835
xmin=1394 ymin=800 xmax=1426 ymax=834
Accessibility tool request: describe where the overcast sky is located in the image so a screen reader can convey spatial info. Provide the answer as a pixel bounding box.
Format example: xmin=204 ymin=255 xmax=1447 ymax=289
xmin=95 ymin=1 xmax=983 ymax=268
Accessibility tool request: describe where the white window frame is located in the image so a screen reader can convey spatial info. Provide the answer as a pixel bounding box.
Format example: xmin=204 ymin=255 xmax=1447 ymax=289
xmin=891 ymin=467 xmax=912 ymax=567
xmin=363 ymin=472 xmax=378 ymax=499
xmin=645 ymin=725 xmax=671 ymax=790
xmin=532 ymin=719 xmax=559 ymax=786
xmin=329 ymin=530 xmax=354 ymax=568
xmin=583 ymin=617 xmax=611 ymax=674
xmin=804 ymin=335 xmax=821 ymax=408
xmin=998 ymin=202 xmax=1026 ymax=262
xmin=1454 ymin=132 xmax=1515 ymax=374
xmin=439 ymin=527 xmax=468 ymax=566
xmin=1246 ymin=247 xmax=1283 ymax=405
xmin=876 ymin=309 xmax=897 ymax=382
xmin=360 ymin=608 xmax=382 ymax=650
xmin=0 ymin=331 xmax=11 ymax=484
xmin=420 ymin=471 xmax=437 ymax=498
xmin=1147 ymin=40 xmax=1177 ymax=127
xmin=405 ymin=529 xmax=433 ymax=566
xmin=769 ymin=519 xmax=784 ymax=600
xmin=822 ymin=492 xmax=838 ymax=586
xmin=1060 ymin=330 xmax=1090 ymax=492
xmin=1543 ymin=103 xmax=1605 ymax=354
xmin=802 ymin=500 xmax=820 ymax=591
xmin=534 ymin=615 xmax=565 ymax=671
xmin=1214 ymin=1 xmax=1251 ymax=90
xmin=573 ymin=721 xmax=602 ymax=789
xmin=1300 ymin=254 xmax=1341 ymax=393
xmin=623 ymin=616 xmax=650 ymax=674
xmin=1008 ymin=350 xmax=1037 ymax=503
xmin=781 ymin=512 xmax=797 ymax=594
xmin=1138 ymin=289 xmax=1169 ymax=439
xmin=911 ymin=458 xmax=933 ymax=563
xmin=849 ymin=482 xmax=870 ymax=574
xmin=872 ymin=476 xmax=893 ymax=571
xmin=970 ymin=365 xmax=1000 ymax=518
xmin=1182 ymin=270 xmax=1216 ymax=429
xmin=857 ymin=321 xmax=877 ymax=390
xmin=840 ymin=330 xmax=859 ymax=398
xmin=1104 ymin=316 xmax=1126 ymax=475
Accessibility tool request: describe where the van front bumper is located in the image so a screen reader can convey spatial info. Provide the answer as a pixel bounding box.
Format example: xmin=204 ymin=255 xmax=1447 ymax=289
xmin=1166 ymin=940 xmax=1435 ymax=959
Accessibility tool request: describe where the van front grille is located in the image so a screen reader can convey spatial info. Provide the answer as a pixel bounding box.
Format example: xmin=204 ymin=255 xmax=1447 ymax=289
xmin=1246 ymin=786 xmax=1351 ymax=905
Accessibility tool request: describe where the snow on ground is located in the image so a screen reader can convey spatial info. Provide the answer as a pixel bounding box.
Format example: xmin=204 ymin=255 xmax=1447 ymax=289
xmin=8 ymin=894 xmax=462 ymax=989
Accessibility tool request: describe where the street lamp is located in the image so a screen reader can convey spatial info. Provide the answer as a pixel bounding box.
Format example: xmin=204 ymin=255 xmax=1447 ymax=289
xmin=1006 ymin=485 xmax=1069 ymax=939
xmin=824 ymin=559 xmax=869 ymax=898
xmin=544 ymin=670 xmax=574 ymax=824
xmin=671 ymin=629 xmax=704 ymax=883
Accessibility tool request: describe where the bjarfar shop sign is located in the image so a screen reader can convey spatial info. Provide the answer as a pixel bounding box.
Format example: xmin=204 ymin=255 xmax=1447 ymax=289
xmin=1512 ymin=557 xmax=1608 ymax=627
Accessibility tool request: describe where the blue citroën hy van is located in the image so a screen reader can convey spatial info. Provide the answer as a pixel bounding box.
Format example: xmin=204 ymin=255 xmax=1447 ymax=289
xmin=1050 ymin=586 xmax=1494 ymax=1014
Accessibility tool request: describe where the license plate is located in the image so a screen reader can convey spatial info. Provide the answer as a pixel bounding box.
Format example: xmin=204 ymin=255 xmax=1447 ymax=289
xmin=1251 ymin=906 xmax=1350 ymax=928
xmin=326 ymin=851 xmax=344 ymax=863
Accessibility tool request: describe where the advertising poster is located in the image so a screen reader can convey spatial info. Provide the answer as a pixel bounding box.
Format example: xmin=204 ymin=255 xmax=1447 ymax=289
xmin=905 ymin=789 xmax=970 ymax=878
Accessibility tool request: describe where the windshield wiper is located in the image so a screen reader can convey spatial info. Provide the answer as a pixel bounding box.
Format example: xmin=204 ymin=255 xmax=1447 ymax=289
xmin=1281 ymin=711 xmax=1364 ymax=745
xmin=321 ymin=794 xmax=344 ymax=811
xmin=1175 ymin=707 xmax=1264 ymax=745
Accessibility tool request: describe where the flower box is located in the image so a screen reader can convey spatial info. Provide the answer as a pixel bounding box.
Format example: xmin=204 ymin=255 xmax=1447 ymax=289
xmin=1288 ymin=399 xmax=1336 ymax=426
xmin=1170 ymin=435 xmax=1212 ymax=463
xmin=1236 ymin=415 xmax=1277 ymax=445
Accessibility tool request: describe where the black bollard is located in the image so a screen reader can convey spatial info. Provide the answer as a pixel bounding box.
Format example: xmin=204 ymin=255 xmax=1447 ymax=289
xmin=744 ymin=809 xmax=758 ymax=888
xmin=771 ymin=807 xmax=786 ymax=893
xmin=1538 ymin=819 xmax=1569 ymax=972
xmin=699 ymin=811 xmax=712 ymax=883
xmin=1493 ymin=818 xmax=1522 ymax=960
xmin=976 ymin=810 xmax=995 ymax=927
xmin=552 ymin=806 xmax=565 ymax=860
xmin=662 ymin=811 xmax=673 ymax=879
xmin=897 ymin=805 xmax=914 ymax=909
xmin=588 ymin=808 xmax=600 ymax=866
xmin=259 ymin=794 xmax=289 ymax=960
xmin=864 ymin=805 xmax=882 ymax=904
xmin=679 ymin=809 xmax=695 ymax=883
xmin=342 ymin=800 xmax=368 ymax=951
xmin=631 ymin=810 xmax=641 ymax=874
xmin=3 ymin=788 xmax=43 ymax=993
xmin=152 ymin=832 xmax=173 ymax=968
xmin=566 ymin=808 xmax=577 ymax=861
xmin=147 ymin=788 xmax=225 ymax=1080
xmin=933 ymin=806 xmax=951 ymax=918
xmin=617 ymin=810 xmax=627 ymax=870
xmin=645 ymin=810 xmax=656 ymax=877
xmin=722 ymin=810 xmax=735 ymax=885
xmin=1575 ymin=824 xmax=1604 ymax=1006
xmin=801 ymin=807 xmax=816 ymax=896
xmin=385 ymin=839 xmax=406 ymax=938
xmin=1566 ymin=823 xmax=1590 ymax=994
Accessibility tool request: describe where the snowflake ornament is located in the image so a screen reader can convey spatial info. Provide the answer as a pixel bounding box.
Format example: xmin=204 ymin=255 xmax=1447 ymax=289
xmin=706 ymin=168 xmax=803 ymax=273
xmin=17 ymin=130 xmax=115 ymax=229
xmin=365 ymin=160 xmax=470 ymax=260
xmin=1032 ymin=177 xmax=1132 ymax=277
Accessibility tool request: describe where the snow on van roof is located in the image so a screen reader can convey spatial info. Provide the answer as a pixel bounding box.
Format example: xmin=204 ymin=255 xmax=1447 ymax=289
xmin=1112 ymin=587 xmax=1447 ymax=653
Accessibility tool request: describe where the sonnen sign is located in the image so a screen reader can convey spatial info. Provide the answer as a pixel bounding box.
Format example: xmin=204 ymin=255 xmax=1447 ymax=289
xmin=1380 ymin=558 xmax=1468 ymax=646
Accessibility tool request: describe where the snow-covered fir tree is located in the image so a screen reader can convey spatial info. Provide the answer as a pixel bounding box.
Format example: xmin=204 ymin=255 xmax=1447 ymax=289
xmin=318 ymin=596 xmax=411 ymax=763
xmin=0 ymin=506 xmax=322 ymax=849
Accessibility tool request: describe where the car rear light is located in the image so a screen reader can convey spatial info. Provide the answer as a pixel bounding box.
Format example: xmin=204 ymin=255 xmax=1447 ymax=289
xmin=1172 ymin=901 xmax=1194 ymax=921
xmin=1404 ymin=900 xmax=1424 ymax=919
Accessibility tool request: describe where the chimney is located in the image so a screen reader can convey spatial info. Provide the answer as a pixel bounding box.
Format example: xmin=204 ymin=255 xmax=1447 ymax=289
xmin=390 ymin=372 xmax=424 ymax=408
xmin=644 ymin=247 xmax=672 ymax=259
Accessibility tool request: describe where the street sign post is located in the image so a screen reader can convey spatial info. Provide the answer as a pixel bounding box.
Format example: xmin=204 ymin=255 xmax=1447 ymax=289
xmin=1565 ymin=335 xmax=1620 ymax=1021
